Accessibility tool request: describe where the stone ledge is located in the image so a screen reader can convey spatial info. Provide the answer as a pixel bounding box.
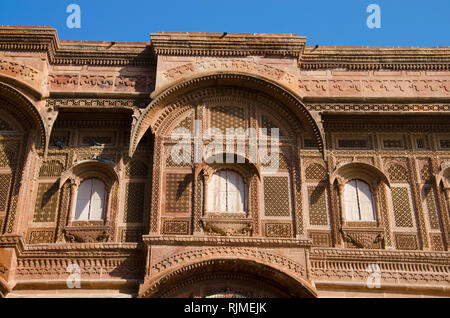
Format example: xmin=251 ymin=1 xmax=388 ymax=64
xmin=143 ymin=235 xmax=312 ymax=248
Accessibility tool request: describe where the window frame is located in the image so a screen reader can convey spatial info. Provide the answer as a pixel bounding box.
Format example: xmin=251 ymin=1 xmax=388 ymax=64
xmin=343 ymin=179 xmax=376 ymax=222
xmin=206 ymin=169 xmax=248 ymax=214
xmin=73 ymin=178 xmax=108 ymax=221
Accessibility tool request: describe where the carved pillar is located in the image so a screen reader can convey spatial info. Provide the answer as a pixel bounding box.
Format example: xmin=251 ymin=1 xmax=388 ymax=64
xmin=6 ymin=135 xmax=35 ymax=235
xmin=150 ymin=136 xmax=163 ymax=234
xmin=250 ymin=175 xmax=260 ymax=236
xmin=292 ymin=146 xmax=304 ymax=237
xmin=334 ymin=182 xmax=345 ymax=247
xmin=379 ymin=183 xmax=393 ymax=248
xmin=192 ymin=170 xmax=203 ymax=235
xmin=55 ymin=182 xmax=73 ymax=242
xmin=444 ymin=187 xmax=450 ymax=247
xmin=408 ymin=158 xmax=429 ymax=250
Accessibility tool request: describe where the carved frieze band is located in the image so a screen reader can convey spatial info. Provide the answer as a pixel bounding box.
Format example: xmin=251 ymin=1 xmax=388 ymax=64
xmin=48 ymin=73 xmax=156 ymax=93
xmin=299 ymin=79 xmax=450 ymax=97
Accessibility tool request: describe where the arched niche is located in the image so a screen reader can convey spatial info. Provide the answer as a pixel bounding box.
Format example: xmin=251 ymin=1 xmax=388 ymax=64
xmin=129 ymin=73 xmax=325 ymax=158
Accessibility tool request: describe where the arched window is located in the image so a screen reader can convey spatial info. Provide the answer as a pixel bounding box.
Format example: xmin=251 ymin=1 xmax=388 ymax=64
xmin=74 ymin=178 xmax=107 ymax=221
xmin=207 ymin=170 xmax=246 ymax=213
xmin=343 ymin=179 xmax=375 ymax=221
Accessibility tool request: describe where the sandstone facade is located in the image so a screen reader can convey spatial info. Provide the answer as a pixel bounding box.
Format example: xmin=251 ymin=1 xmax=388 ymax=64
xmin=0 ymin=26 xmax=449 ymax=298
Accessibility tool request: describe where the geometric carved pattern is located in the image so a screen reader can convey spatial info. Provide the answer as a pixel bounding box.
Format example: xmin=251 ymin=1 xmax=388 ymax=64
xmin=388 ymin=164 xmax=408 ymax=183
xmin=423 ymin=187 xmax=440 ymax=230
xmin=309 ymin=231 xmax=332 ymax=247
xmin=305 ymin=163 xmax=327 ymax=181
xmin=165 ymin=174 xmax=191 ymax=213
xmin=0 ymin=174 xmax=11 ymax=212
xmin=430 ymin=233 xmax=444 ymax=251
xmin=210 ymin=106 xmax=245 ymax=133
xmin=261 ymin=151 xmax=290 ymax=170
xmin=0 ymin=140 xmax=19 ymax=168
xmin=263 ymin=176 xmax=290 ymax=217
xmin=264 ymin=223 xmax=292 ymax=238
xmin=123 ymin=182 xmax=145 ymax=223
xmin=341 ymin=230 xmax=383 ymax=249
xmin=126 ymin=160 xmax=149 ymax=177
xmin=261 ymin=115 xmax=284 ymax=137
xmin=166 ymin=145 xmax=190 ymax=168
xmin=120 ymin=228 xmax=143 ymax=243
xmin=32 ymin=183 xmax=59 ymax=223
xmin=27 ymin=229 xmax=54 ymax=244
xmin=162 ymin=219 xmax=190 ymax=235
xmin=420 ymin=164 xmax=432 ymax=184
xmin=39 ymin=160 xmax=64 ymax=177
xmin=174 ymin=115 xmax=192 ymax=132
xmin=395 ymin=233 xmax=419 ymax=250
xmin=391 ymin=187 xmax=414 ymax=228
xmin=307 ymin=185 xmax=328 ymax=226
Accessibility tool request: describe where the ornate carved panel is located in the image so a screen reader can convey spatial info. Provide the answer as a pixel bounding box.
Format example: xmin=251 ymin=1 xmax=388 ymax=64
xmin=27 ymin=228 xmax=55 ymax=244
xmin=0 ymin=174 xmax=12 ymax=212
xmin=164 ymin=174 xmax=192 ymax=214
xmin=39 ymin=160 xmax=64 ymax=178
xmin=124 ymin=182 xmax=145 ymax=223
xmin=423 ymin=186 xmax=441 ymax=230
xmin=395 ymin=233 xmax=419 ymax=250
xmin=263 ymin=176 xmax=290 ymax=217
xmin=307 ymin=185 xmax=329 ymax=226
xmin=210 ymin=106 xmax=246 ymax=133
xmin=126 ymin=160 xmax=149 ymax=177
xmin=162 ymin=219 xmax=190 ymax=235
xmin=341 ymin=229 xmax=384 ymax=249
xmin=305 ymin=163 xmax=327 ymax=181
xmin=391 ymin=187 xmax=414 ymax=228
xmin=264 ymin=223 xmax=293 ymax=238
xmin=120 ymin=227 xmax=144 ymax=243
xmin=308 ymin=231 xmax=332 ymax=247
xmin=32 ymin=183 xmax=59 ymax=223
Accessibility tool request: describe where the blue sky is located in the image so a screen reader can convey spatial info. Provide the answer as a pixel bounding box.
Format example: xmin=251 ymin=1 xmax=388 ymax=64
xmin=0 ymin=0 xmax=449 ymax=46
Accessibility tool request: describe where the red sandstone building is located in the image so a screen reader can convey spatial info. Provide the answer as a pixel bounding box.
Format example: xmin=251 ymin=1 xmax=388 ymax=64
xmin=0 ymin=26 xmax=449 ymax=298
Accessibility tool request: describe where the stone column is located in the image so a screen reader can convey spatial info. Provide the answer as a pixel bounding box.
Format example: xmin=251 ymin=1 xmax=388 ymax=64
xmin=335 ymin=183 xmax=345 ymax=248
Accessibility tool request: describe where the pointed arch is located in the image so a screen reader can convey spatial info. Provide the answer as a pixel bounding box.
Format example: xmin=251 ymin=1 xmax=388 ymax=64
xmin=0 ymin=81 xmax=47 ymax=149
xmin=330 ymin=162 xmax=391 ymax=188
xmin=129 ymin=72 xmax=325 ymax=158
xmin=59 ymin=160 xmax=119 ymax=189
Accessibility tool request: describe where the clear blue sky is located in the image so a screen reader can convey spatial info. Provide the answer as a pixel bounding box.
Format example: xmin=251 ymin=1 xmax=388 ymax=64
xmin=1 ymin=0 xmax=449 ymax=46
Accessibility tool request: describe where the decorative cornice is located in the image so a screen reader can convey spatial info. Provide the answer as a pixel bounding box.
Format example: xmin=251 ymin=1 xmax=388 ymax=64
xmin=301 ymin=46 xmax=450 ymax=71
xmin=2 ymin=27 xmax=450 ymax=70
xmin=321 ymin=112 xmax=450 ymax=131
xmin=0 ymin=26 xmax=155 ymax=66
xmin=142 ymin=235 xmax=312 ymax=248
xmin=306 ymin=103 xmax=450 ymax=113
xmin=47 ymin=98 xmax=150 ymax=109
xmin=150 ymin=32 xmax=306 ymax=58
xmin=310 ymin=247 xmax=450 ymax=263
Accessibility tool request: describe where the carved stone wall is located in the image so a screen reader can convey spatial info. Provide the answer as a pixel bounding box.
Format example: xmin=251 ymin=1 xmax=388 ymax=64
xmin=1 ymin=28 xmax=450 ymax=298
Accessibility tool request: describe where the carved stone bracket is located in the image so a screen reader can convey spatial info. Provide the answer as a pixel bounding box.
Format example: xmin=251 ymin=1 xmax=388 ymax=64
xmin=63 ymin=224 xmax=111 ymax=243
xmin=201 ymin=218 xmax=252 ymax=237
xmin=340 ymin=228 xmax=384 ymax=249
